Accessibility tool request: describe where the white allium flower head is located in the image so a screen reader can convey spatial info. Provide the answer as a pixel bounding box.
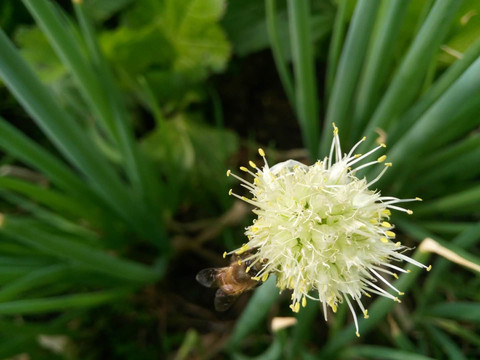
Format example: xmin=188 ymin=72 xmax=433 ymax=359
xmin=226 ymin=124 xmax=430 ymax=337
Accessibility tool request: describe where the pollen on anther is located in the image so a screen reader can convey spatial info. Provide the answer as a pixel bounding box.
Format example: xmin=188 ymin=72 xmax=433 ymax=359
xmin=380 ymin=237 xmax=389 ymax=243
xmin=416 ymin=197 xmax=423 ymax=201
xmin=385 ymin=231 xmax=396 ymax=238
xmin=356 ymin=332 xmax=360 ymax=338
xmin=302 ymin=296 xmax=307 ymax=307
xmin=406 ymin=210 xmax=413 ymax=215
xmin=385 ymin=162 xmax=393 ymax=167
xmin=228 ymin=189 xmax=233 ymax=195
xmin=427 ymin=265 xmax=432 ymax=271
xmin=393 ymin=273 xmax=399 ymax=279
xmin=395 ymin=242 xmax=401 ymax=247
xmin=381 ymin=221 xmax=392 ymax=227
xmin=380 ymin=143 xmax=387 ymax=148
xmin=249 ymin=161 xmax=257 ymax=168
xmin=226 ymin=169 xmax=231 ymax=176
xmin=223 ymin=251 xmax=227 ymax=258
xmin=258 ymin=148 xmax=265 ymax=157
xmin=377 ymin=155 xmax=387 ymax=163
xmin=240 ymin=166 xmax=248 ymax=172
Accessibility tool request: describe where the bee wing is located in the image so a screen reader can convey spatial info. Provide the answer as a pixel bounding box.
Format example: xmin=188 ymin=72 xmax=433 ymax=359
xmin=196 ymin=268 xmax=219 ymax=288
xmin=214 ymin=288 xmax=238 ymax=312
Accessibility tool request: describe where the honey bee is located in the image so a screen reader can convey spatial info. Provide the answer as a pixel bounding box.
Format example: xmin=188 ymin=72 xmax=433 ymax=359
xmin=196 ymin=251 xmax=266 ymax=311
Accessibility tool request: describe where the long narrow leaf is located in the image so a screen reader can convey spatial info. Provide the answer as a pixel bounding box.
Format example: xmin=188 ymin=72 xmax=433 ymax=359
xmin=1 ymin=217 xmax=161 ymax=283
xmin=287 ymin=0 xmax=320 ymax=159
xmin=351 ymin=0 xmax=410 ymax=141
xmin=362 ymin=0 xmax=462 ymax=146
xmin=0 ymin=289 xmax=128 ymax=315
xmin=321 ymin=0 xmax=380 ymax=151
xmin=265 ymin=0 xmax=295 ymax=107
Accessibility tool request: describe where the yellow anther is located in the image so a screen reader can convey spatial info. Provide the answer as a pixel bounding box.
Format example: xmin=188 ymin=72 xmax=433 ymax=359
xmin=262 ymin=273 xmax=269 ymax=282
xmin=238 ymin=260 xmax=241 ymax=265
xmin=362 ymin=136 xmax=367 ymax=141
xmin=415 ymin=197 xmax=423 ymax=201
xmin=393 ymin=273 xmax=399 ymax=279
xmin=407 ymin=209 xmax=413 ymax=215
xmin=258 ymin=148 xmax=265 ymax=157
xmin=369 ymin=219 xmax=378 ymax=224
xmin=252 ymin=276 xmax=260 ymax=281
xmin=223 ymin=251 xmax=227 ymax=258
xmin=302 ymin=296 xmax=307 ymax=308
xmin=249 ymin=161 xmax=257 ymax=168
xmin=254 ymin=178 xmax=260 ymax=184
xmin=398 ymin=292 xmax=404 ymax=296
xmin=228 ymin=189 xmax=233 ymax=195
xmin=407 ymin=269 xmax=411 ymax=273
xmin=427 ymin=265 xmax=432 ymax=272
xmin=294 ymin=302 xmax=300 ymax=312
xmin=380 ymin=237 xmax=389 ymax=243
xmin=364 ymin=310 xmax=369 ymax=319
xmin=380 ymin=143 xmax=387 ymax=148
xmin=394 ymin=297 xmax=402 ymax=303
xmin=395 ymin=241 xmax=401 ymax=247
xmin=235 ymin=244 xmax=249 ymax=255
xmin=382 ymin=209 xmax=391 ymax=216
xmin=365 ymin=293 xmax=371 ymax=298
xmin=240 ymin=166 xmax=249 ymax=172
xmin=385 ymin=231 xmax=396 ymax=238
xmin=331 ymin=304 xmax=337 ymax=313
xmin=354 ymin=153 xmax=362 ymax=158
xmin=246 ymin=266 xmax=251 ymax=273
xmin=377 ymin=155 xmax=387 ymax=163
xmin=381 ymin=221 xmax=392 ymax=227
xmin=332 ymin=122 xmax=338 ymax=134
xmin=356 ymin=332 xmax=360 ymax=338
xmin=226 ymin=169 xmax=231 ymax=176
xmin=241 ymin=196 xmax=249 ymax=201
xmin=385 ymin=162 xmax=392 ymax=167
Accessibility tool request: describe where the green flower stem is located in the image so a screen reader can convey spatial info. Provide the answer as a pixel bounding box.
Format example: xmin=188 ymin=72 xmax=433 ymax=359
xmin=321 ymin=0 xmax=380 ymax=153
xmin=350 ymin=0 xmax=410 ymax=142
xmin=287 ymin=0 xmax=320 ymax=160
xmin=265 ymin=0 xmax=295 ymax=107
xmin=362 ymin=0 xmax=462 ymax=149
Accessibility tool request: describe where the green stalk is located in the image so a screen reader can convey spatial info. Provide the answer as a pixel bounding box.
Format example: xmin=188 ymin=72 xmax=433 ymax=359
xmin=325 ymin=0 xmax=348 ymax=100
xmin=350 ymin=0 xmax=410 ymax=142
xmin=287 ymin=0 xmax=320 ymax=160
xmin=362 ymin=0 xmax=462 ymax=148
xmin=321 ymin=0 xmax=380 ymax=153
xmin=265 ymin=0 xmax=295 ymax=107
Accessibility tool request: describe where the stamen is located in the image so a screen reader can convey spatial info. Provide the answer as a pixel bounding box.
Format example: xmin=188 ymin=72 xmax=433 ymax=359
xmin=345 ymin=295 xmax=360 ymax=337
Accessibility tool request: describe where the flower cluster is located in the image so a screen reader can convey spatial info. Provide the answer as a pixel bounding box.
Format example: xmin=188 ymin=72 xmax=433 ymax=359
xmin=226 ymin=124 xmax=430 ymax=336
